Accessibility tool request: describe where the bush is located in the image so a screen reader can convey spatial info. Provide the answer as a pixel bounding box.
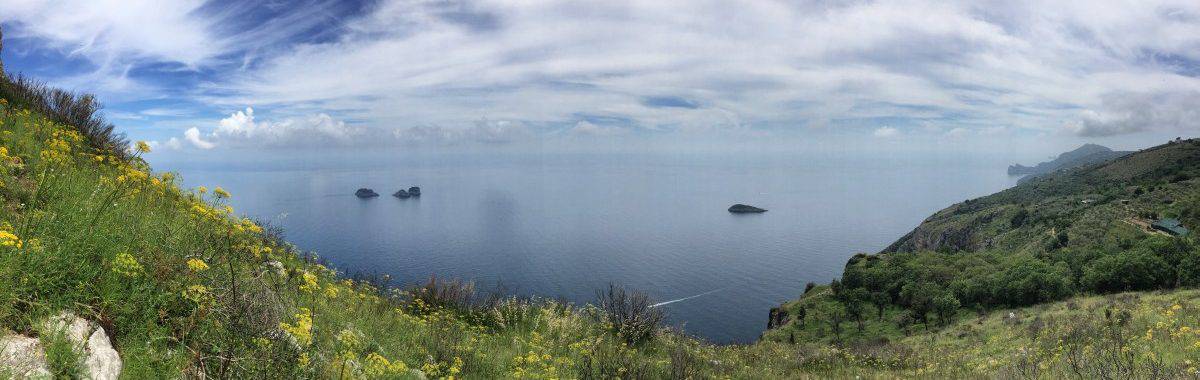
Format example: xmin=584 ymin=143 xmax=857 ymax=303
xmin=594 ymin=283 xmax=664 ymax=346
xmin=1081 ymin=250 xmax=1172 ymax=293
xmin=0 ymin=75 xmax=128 ymax=158
xmin=989 ymin=258 xmax=1074 ymax=307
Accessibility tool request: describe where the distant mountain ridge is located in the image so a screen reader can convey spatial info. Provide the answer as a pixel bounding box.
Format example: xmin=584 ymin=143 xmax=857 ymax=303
xmin=1008 ymin=143 xmax=1130 ymax=177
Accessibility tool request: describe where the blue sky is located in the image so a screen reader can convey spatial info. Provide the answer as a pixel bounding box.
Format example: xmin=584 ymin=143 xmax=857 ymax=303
xmin=1 ymin=0 xmax=1199 ymax=154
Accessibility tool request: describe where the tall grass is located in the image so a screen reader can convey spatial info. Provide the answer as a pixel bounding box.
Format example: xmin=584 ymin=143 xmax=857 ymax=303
xmin=0 ymin=72 xmax=128 ymax=159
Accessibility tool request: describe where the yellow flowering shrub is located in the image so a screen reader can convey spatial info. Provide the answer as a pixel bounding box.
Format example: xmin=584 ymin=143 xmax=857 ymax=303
xmin=300 ymin=271 xmax=320 ymax=293
xmin=111 ymin=252 xmax=143 ymax=277
xmin=280 ymin=308 xmax=314 ymax=347
xmin=363 ymin=352 xmax=409 ymax=377
xmin=183 ymin=285 xmax=212 ymax=305
xmin=0 ymin=224 xmax=22 ymax=249
xmin=187 ymin=258 xmax=210 ymax=272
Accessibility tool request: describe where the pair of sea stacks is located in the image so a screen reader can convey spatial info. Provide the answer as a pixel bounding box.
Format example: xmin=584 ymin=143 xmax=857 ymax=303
xmin=393 ymin=187 xmax=421 ymax=198
xmin=355 ymin=187 xmax=421 ymax=199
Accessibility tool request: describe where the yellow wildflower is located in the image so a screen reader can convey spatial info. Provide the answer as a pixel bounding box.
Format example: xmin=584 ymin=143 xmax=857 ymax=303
xmin=280 ymin=308 xmax=314 ymax=346
xmin=213 ymin=187 xmax=230 ymax=199
xmin=112 ymin=252 xmax=143 ymax=277
xmin=0 ymin=229 xmax=22 ymax=249
xmin=183 ymin=285 xmax=211 ymax=304
xmin=300 ymin=271 xmax=320 ymax=293
xmin=186 ymin=258 xmax=210 ymax=272
xmin=135 ymin=141 xmax=152 ymax=154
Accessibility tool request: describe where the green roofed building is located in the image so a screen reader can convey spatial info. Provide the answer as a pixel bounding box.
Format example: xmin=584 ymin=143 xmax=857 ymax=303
xmin=1152 ymin=218 xmax=1190 ymax=237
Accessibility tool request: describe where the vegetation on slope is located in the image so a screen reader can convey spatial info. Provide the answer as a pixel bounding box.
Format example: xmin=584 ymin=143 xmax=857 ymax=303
xmin=765 ymin=139 xmax=1200 ymax=377
xmin=4 ymin=51 xmax=1200 ymax=377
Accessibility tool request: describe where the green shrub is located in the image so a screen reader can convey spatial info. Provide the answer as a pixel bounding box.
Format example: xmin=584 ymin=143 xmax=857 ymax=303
xmin=1082 ymin=250 xmax=1172 ymax=292
xmin=595 ymin=283 xmax=664 ymax=346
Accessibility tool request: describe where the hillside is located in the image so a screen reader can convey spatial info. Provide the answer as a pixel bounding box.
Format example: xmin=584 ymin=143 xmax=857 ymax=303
xmin=1007 ymin=143 xmax=1131 ymax=177
xmin=888 ymin=138 xmax=1198 ymax=254
xmin=763 ymin=137 xmax=1200 ymax=377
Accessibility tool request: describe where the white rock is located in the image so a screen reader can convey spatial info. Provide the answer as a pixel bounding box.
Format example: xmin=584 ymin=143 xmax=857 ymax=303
xmin=39 ymin=312 xmax=122 ymax=380
xmin=84 ymin=328 xmax=121 ymax=380
xmin=267 ymin=261 xmax=286 ymax=276
xmin=44 ymin=312 xmax=94 ymax=347
xmin=0 ymin=334 xmax=51 ymax=378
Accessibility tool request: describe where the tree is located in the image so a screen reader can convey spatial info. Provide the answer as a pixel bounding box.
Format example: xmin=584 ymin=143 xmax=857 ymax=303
xmin=900 ymin=282 xmax=940 ymax=329
xmin=1096 ymin=251 xmax=1167 ymax=292
xmin=1081 ymin=250 xmax=1172 ymax=293
xmin=817 ymin=303 xmax=847 ymax=342
xmin=840 ymin=288 xmax=869 ymax=331
xmin=870 ymin=291 xmax=889 ymax=320
xmin=1176 ymin=245 xmax=1200 ymax=287
xmin=932 ymin=293 xmax=961 ymax=326
xmin=989 ymin=258 xmax=1073 ymax=307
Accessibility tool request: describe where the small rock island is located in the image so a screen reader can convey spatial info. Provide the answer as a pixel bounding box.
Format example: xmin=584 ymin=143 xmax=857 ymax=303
xmin=728 ymin=204 xmax=767 ymax=213
xmin=355 ymin=188 xmax=379 ymax=198
xmin=394 ymin=186 xmax=421 ymax=199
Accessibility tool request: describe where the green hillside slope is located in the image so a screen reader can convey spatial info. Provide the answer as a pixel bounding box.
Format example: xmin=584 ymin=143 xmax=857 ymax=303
xmin=886 ymin=139 xmax=1199 ymax=254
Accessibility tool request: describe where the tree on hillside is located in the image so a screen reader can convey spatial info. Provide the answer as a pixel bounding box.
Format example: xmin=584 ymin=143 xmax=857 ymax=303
xmin=870 ymin=291 xmax=889 ymax=320
xmin=932 ymin=293 xmax=961 ymax=326
xmin=840 ymin=288 xmax=869 ymax=331
xmin=816 ymin=302 xmax=847 ymax=342
xmin=1082 ymin=250 xmax=1172 ymax=293
xmin=900 ymin=282 xmax=940 ymax=329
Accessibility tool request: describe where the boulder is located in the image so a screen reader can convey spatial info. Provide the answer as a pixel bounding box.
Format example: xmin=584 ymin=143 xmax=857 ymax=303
xmin=392 ymin=189 xmax=410 ymax=198
xmin=0 ymin=334 xmax=50 ymax=378
xmin=85 ymin=328 xmax=121 ymax=380
xmin=355 ymin=188 xmax=379 ymax=198
xmin=40 ymin=312 xmax=122 ymax=380
xmin=728 ymin=204 xmax=767 ymax=213
xmin=266 ymin=261 xmax=286 ymax=277
xmin=408 ymin=186 xmax=421 ymax=197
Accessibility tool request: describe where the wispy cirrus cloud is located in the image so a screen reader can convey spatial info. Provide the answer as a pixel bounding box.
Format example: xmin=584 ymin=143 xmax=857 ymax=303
xmin=3 ymin=0 xmax=1200 ymax=151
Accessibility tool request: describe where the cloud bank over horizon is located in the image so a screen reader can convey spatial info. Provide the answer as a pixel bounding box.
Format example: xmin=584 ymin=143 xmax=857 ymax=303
xmin=2 ymin=0 xmax=1200 ymax=152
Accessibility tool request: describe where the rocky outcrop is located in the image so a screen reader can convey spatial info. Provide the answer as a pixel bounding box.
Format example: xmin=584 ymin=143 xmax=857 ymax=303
xmin=355 ymin=188 xmax=379 ymax=198
xmin=0 ymin=312 xmax=121 ymax=379
xmin=408 ymin=186 xmax=421 ymax=197
xmin=43 ymin=312 xmax=122 ymax=380
xmin=766 ymin=307 xmax=789 ymax=330
xmin=392 ymin=189 xmax=410 ymax=198
xmin=728 ymin=204 xmax=767 ymax=213
xmin=0 ymin=334 xmax=50 ymax=378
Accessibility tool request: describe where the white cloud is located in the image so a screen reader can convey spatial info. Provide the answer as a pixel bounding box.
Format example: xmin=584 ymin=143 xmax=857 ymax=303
xmin=7 ymin=0 xmax=1200 ymax=143
xmin=568 ymin=121 xmax=628 ymax=137
xmin=873 ymin=126 xmax=900 ymax=138
xmin=1068 ymin=90 xmax=1200 ymax=137
xmin=176 ymin=107 xmax=365 ymax=149
xmin=144 ymin=137 xmax=183 ymax=151
xmin=184 ymin=127 xmax=216 ymax=149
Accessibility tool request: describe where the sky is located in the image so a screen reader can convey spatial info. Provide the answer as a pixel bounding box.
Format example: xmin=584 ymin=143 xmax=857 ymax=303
xmin=2 ymin=0 xmax=1200 ymax=157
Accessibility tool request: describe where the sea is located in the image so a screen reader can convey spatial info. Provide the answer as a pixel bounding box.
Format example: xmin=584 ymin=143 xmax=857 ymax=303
xmin=154 ymin=149 xmax=1021 ymax=343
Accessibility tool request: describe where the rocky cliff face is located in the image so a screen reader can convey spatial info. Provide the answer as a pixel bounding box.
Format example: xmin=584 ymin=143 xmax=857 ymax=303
xmin=766 ymin=306 xmax=790 ymax=330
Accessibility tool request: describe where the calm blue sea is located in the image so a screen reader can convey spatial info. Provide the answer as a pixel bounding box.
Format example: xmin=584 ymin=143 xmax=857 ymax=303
xmin=154 ymin=150 xmax=1019 ymax=343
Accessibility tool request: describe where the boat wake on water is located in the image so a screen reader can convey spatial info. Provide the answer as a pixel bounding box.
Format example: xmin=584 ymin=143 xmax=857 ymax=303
xmin=651 ymin=288 xmax=724 ymax=308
